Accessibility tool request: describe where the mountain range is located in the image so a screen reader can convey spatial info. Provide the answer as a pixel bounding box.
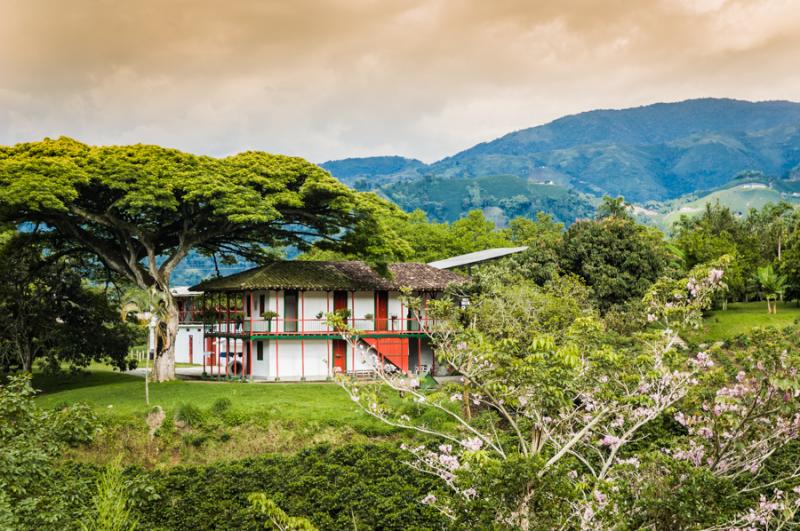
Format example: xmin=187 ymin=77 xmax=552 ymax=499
xmin=320 ymin=98 xmax=800 ymax=225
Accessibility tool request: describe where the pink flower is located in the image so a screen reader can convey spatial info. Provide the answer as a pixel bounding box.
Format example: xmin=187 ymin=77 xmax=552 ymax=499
xmin=461 ymin=438 xmax=483 ymax=452
xmin=421 ymin=494 xmax=437 ymax=505
xmin=600 ymin=434 xmax=622 ymax=448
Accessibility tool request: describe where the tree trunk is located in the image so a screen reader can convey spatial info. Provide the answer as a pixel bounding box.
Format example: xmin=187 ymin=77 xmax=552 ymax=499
xmin=152 ymin=293 xmax=178 ymax=382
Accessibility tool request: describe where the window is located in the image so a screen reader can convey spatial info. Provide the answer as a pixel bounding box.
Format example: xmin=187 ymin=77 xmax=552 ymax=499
xmin=284 ymin=290 xmax=299 ymax=332
xmin=259 ymin=294 xmax=266 ymax=315
xmin=256 ymin=341 xmax=264 ymax=361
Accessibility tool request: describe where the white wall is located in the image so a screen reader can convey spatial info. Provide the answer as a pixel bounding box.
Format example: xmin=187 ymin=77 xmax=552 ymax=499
xmin=175 ymin=325 xmax=203 ymax=364
xmin=251 ymin=339 xmax=271 ymax=379
xmin=388 ymin=291 xmax=404 ymax=332
xmin=300 ymin=291 xmax=330 ymax=333
xmin=247 ymin=338 xmax=331 ymax=380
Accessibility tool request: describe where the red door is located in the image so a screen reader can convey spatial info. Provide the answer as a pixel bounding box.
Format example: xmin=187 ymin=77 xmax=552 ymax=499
xmin=333 ymin=339 xmax=347 ymax=373
xmin=333 ymin=290 xmax=347 ymax=312
xmin=375 ymin=290 xmax=388 ymax=330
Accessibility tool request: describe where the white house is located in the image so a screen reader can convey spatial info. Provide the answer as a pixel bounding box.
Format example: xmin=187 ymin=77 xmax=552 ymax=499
xmin=190 ymin=261 xmax=467 ymax=381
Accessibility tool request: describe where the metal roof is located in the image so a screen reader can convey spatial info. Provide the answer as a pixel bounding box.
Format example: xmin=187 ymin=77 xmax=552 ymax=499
xmin=427 ymin=246 xmax=529 ymax=270
xmin=170 ymin=286 xmax=203 ymax=297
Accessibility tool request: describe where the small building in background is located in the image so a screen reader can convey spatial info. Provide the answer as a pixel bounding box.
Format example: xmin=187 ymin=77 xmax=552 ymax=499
xmin=170 ymin=286 xmax=204 ymax=365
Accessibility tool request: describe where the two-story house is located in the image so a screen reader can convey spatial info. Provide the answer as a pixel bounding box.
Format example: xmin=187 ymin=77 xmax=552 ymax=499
xmin=190 ymin=260 xmax=466 ymax=381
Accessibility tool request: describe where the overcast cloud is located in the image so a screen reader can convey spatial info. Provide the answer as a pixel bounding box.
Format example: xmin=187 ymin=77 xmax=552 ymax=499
xmin=1 ymin=0 xmax=799 ymax=163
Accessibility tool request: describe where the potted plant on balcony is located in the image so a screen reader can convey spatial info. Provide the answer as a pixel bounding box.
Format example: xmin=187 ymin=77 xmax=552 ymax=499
xmin=363 ymin=313 xmax=374 ymax=329
xmin=261 ymin=310 xmax=278 ymax=332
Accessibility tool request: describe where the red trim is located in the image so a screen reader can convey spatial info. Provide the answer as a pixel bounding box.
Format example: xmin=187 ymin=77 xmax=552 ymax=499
xmin=327 ymin=292 xmax=332 ymax=376
xmin=275 ymin=291 xmax=280 ymax=379
xmin=225 ymin=293 xmax=230 ymax=378
xmin=248 ymin=290 xmax=254 ymax=379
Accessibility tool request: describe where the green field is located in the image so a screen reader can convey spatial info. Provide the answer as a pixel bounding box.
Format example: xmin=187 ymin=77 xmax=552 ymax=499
xmin=692 ymin=301 xmax=800 ymax=342
xmin=648 ymin=182 xmax=800 ymax=230
xmin=33 ymin=365 xmax=380 ymax=430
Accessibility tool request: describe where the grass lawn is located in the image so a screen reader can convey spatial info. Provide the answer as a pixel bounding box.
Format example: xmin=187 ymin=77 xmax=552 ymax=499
xmin=32 ymin=364 xmax=383 ymax=432
xmin=692 ymin=301 xmax=800 ymax=342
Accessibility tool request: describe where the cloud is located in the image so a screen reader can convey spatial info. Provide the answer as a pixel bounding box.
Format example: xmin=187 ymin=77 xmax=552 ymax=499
xmin=0 ymin=0 xmax=798 ymax=162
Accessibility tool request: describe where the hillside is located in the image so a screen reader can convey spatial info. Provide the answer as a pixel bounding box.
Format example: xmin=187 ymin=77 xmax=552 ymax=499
xmin=381 ymin=173 xmax=596 ymax=224
xmin=320 ymin=98 xmax=800 ymax=209
xmin=640 ymin=176 xmax=800 ymax=231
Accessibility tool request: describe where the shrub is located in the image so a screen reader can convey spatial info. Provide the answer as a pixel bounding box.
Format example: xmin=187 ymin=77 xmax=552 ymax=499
xmin=50 ymin=402 xmax=101 ymax=446
xmin=174 ymin=403 xmax=205 ymax=428
xmin=47 ymin=443 xmax=445 ymax=530
xmin=210 ymin=397 xmax=232 ymax=416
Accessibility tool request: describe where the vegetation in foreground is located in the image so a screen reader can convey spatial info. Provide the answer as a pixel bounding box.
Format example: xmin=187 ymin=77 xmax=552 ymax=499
xmin=3 ymin=136 xmax=800 ymax=529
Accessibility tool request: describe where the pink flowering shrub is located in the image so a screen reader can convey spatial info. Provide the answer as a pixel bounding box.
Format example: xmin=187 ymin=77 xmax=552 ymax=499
xmin=333 ymin=262 xmax=800 ymax=530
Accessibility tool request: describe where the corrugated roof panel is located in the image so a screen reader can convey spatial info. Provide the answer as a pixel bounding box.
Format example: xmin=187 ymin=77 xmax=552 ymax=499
xmin=427 ymin=246 xmax=529 ymax=269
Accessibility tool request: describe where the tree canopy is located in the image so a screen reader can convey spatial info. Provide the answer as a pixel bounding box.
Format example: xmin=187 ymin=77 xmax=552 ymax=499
xmin=0 ymin=137 xmax=411 ymax=380
xmin=0 ymin=231 xmax=134 ymax=373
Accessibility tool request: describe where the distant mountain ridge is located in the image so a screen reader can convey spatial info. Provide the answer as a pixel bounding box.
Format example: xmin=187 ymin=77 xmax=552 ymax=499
xmin=320 ymin=98 xmax=800 ymax=222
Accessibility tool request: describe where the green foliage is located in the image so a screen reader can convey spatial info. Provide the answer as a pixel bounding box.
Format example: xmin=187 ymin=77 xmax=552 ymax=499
xmin=0 ymin=375 xmax=101 ymax=529
xmin=0 ymin=231 xmax=135 ymax=373
xmin=53 ymin=444 xmax=443 ymax=531
xmin=614 ymin=452 xmax=738 ymax=530
xmin=81 ymin=460 xmax=138 ymax=531
xmin=248 ymin=493 xmax=316 ymax=531
xmin=755 ymin=264 xmax=789 ymax=313
xmin=561 ymin=213 xmax=676 ymax=311
xmin=175 ymin=403 xmax=206 ymax=428
xmin=210 ymin=397 xmax=233 ymax=416
xmin=380 ymin=174 xmax=595 ymax=226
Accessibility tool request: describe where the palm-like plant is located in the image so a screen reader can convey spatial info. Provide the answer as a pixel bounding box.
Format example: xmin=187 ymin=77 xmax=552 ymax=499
xmin=755 ymin=264 xmax=789 ymax=314
xmin=120 ymin=287 xmax=170 ymax=404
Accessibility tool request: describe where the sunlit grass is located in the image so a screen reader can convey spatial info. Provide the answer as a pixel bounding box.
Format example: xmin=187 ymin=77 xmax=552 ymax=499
xmin=692 ymin=301 xmax=800 ymax=343
xmin=32 ymin=364 xmax=386 ymax=433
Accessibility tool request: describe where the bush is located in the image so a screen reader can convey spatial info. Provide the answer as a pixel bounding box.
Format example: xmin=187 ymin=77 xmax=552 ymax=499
xmin=210 ymin=397 xmax=232 ymax=416
xmin=50 ymin=402 xmax=101 ymax=446
xmin=174 ymin=403 xmax=205 ymax=428
xmin=53 ymin=443 xmax=446 ymax=531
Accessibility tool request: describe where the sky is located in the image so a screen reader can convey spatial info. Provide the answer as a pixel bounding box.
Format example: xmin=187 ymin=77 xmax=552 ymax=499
xmin=1 ymin=0 xmax=799 ymax=163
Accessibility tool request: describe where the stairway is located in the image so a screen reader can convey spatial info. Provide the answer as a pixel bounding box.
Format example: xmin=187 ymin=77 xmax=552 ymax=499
xmin=360 ymin=337 xmax=409 ymax=372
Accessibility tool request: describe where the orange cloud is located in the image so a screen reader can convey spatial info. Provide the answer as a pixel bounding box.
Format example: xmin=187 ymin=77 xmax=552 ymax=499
xmin=0 ymin=0 xmax=798 ymax=162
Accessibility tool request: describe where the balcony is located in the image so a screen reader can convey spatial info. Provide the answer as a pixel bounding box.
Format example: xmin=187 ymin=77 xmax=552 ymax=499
xmin=204 ymin=316 xmax=427 ymax=337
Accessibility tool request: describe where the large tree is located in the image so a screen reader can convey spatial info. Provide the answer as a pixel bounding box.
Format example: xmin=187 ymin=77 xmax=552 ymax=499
xmin=0 ymin=137 xmax=410 ymax=381
xmin=0 ymin=231 xmax=133 ymax=373
xmin=561 ymin=210 xmax=675 ymax=311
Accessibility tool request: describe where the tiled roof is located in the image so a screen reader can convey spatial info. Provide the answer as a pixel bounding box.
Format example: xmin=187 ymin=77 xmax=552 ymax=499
xmin=191 ymin=261 xmax=467 ymax=292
